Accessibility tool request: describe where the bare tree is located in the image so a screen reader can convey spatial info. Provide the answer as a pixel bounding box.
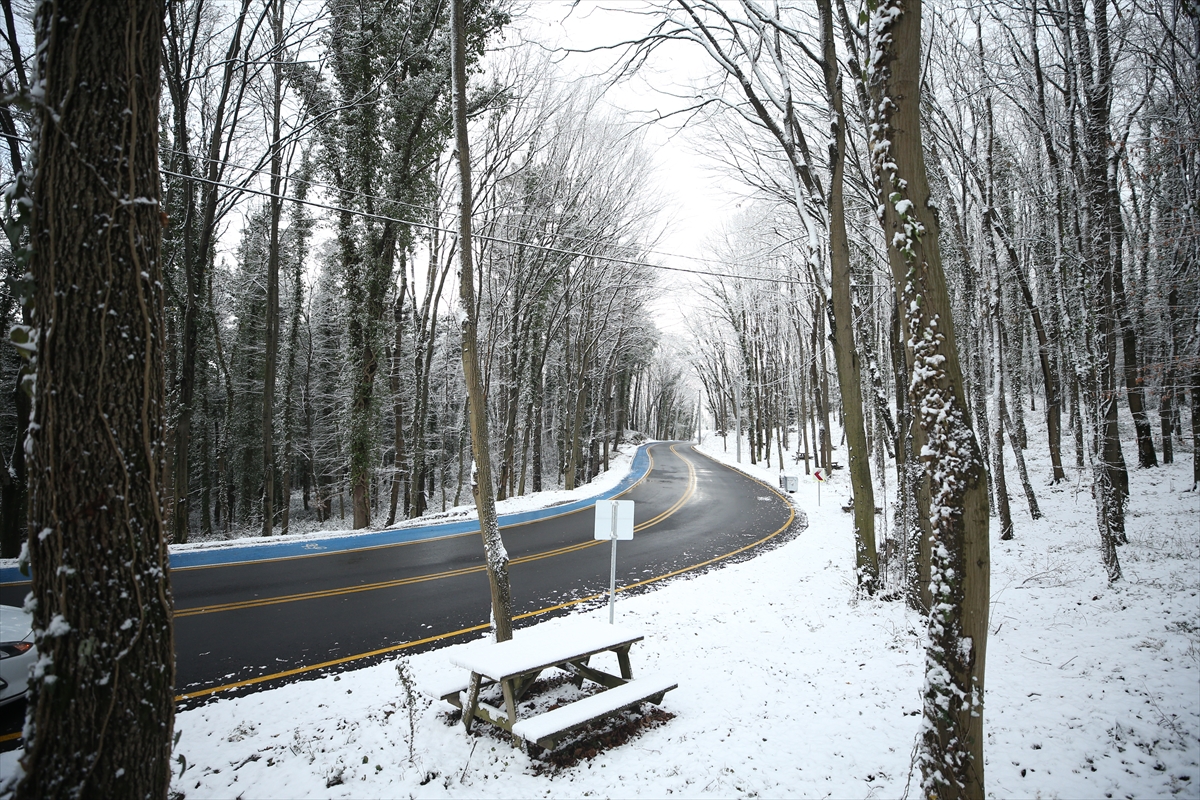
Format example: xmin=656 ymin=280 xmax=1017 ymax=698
xmin=452 ymin=0 xmax=513 ymax=641
xmin=615 ymin=0 xmax=880 ymax=591
xmin=866 ymin=0 xmax=990 ymax=794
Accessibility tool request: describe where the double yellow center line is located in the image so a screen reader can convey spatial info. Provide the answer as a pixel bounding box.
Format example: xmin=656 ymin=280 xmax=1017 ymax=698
xmin=175 ymin=539 xmax=598 ymax=618
xmin=0 ymin=446 xmax=731 ymax=738
xmin=170 ymin=446 xmax=793 ymax=705
xmin=176 ymin=444 xmax=696 ymax=619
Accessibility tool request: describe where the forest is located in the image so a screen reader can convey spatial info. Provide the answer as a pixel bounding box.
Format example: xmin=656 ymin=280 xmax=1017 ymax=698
xmin=1 ymin=0 xmax=700 ymax=554
xmin=2 ymin=0 xmax=1195 ymax=566
xmin=0 ymin=0 xmax=1195 ymax=795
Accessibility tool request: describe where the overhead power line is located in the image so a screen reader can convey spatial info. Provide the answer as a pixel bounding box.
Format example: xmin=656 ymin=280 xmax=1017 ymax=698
xmin=160 ymin=143 xmax=813 ymax=276
xmin=4 ymin=131 xmax=817 ymax=286
xmin=159 ymin=168 xmax=816 ymax=287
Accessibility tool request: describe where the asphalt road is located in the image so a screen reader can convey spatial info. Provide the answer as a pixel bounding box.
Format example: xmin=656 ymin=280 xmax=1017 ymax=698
xmin=0 ymin=441 xmax=796 ymax=738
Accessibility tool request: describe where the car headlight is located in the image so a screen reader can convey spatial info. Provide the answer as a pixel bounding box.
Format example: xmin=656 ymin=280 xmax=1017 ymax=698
xmin=0 ymin=642 xmax=33 ymax=659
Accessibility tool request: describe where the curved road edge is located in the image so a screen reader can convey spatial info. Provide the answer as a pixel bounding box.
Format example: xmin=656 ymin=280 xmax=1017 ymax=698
xmin=0 ymin=444 xmax=654 ymax=585
xmin=174 ymin=444 xmax=808 ymax=704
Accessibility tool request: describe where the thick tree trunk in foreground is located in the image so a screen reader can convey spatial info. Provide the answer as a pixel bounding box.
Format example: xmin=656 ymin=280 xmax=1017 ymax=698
xmin=451 ymin=0 xmax=513 ymax=642
xmin=17 ymin=1 xmax=175 ymax=797
xmin=867 ymin=0 xmax=990 ymax=795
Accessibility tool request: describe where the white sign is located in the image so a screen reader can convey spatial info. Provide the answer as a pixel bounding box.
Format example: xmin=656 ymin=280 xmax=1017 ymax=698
xmin=593 ymin=500 xmax=634 ymax=540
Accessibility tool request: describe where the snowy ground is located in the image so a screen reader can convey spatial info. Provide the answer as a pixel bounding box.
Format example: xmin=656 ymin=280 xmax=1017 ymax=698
xmin=5 ymin=426 xmax=1198 ymax=799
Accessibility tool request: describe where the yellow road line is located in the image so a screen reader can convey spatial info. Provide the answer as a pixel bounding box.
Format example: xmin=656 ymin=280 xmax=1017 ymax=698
xmin=172 ymin=456 xmax=792 ymax=704
xmin=175 ymin=539 xmax=598 ymax=618
xmin=633 ymin=444 xmax=696 ymax=531
xmin=175 ymin=444 xmax=687 ymax=618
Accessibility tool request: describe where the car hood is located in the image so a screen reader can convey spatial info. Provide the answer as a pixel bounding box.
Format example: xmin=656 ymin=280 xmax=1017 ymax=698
xmin=0 ymin=605 xmax=33 ymax=643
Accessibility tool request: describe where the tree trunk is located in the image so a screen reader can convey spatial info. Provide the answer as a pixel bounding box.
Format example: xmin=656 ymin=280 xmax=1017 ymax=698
xmin=200 ymin=390 xmax=214 ymax=536
xmin=983 ymin=88 xmax=1013 ymax=542
xmin=891 ymin=302 xmax=929 ymax=611
xmin=1002 ymin=402 xmax=1042 ymax=520
xmin=532 ymin=370 xmax=545 ymax=492
xmin=452 ymin=0 xmax=512 ymax=642
xmin=1067 ymin=0 xmax=1128 ymax=571
xmin=280 ymin=156 xmax=311 ymax=537
xmin=991 ymin=278 xmax=1014 ymax=541
xmin=387 ymin=269 xmax=409 ymax=527
xmin=1027 ymin=0 xmax=1071 ymax=482
xmin=1160 ymin=287 xmax=1178 ymax=465
xmin=168 ymin=0 xmax=252 ymax=545
xmin=817 ymin=311 xmax=832 ymax=468
xmin=1192 ymin=366 xmax=1200 ymax=491
xmin=868 ymin=0 xmax=990 ymax=794
xmin=818 ymin=0 xmax=877 ymax=592
xmin=261 ymin=0 xmax=284 ymax=537
xmin=1113 ymin=256 xmax=1157 ymax=468
xmin=17 ymin=2 xmax=175 ymax=796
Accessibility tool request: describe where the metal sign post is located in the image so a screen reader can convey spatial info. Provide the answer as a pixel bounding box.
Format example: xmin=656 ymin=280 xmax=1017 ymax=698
xmin=814 ymin=468 xmax=824 ymax=506
xmin=594 ymin=500 xmax=634 ymax=623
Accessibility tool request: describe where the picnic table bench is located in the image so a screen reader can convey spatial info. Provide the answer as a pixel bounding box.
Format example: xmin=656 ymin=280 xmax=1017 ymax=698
xmin=430 ymin=622 xmax=676 ymax=751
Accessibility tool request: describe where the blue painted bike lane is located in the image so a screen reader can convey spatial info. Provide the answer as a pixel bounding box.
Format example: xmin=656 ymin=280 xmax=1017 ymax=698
xmin=0 ymin=444 xmax=652 ymax=584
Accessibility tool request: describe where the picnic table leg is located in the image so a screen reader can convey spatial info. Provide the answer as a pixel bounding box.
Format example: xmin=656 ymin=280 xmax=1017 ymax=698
xmin=463 ymin=672 xmax=482 ymax=733
xmin=512 ymin=669 xmax=544 ymax=703
xmin=501 ymin=679 xmax=519 ymax=726
xmin=570 ymin=657 xmax=589 ymax=688
xmin=616 ymin=646 xmax=633 ymax=680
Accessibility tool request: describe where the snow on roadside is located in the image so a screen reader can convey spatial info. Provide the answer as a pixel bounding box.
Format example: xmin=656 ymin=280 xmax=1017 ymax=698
xmin=165 ymin=446 xmax=639 ymax=555
xmin=164 ymin=437 xmax=928 ymax=799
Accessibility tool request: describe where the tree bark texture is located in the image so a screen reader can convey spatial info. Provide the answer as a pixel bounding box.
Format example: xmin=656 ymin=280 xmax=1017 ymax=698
xmin=17 ymin=1 xmax=175 ymax=797
xmin=990 ymin=278 xmax=1014 ymax=541
xmin=261 ymin=0 xmax=284 ymax=537
xmin=1067 ymin=0 xmax=1127 ymax=575
xmin=1192 ymin=366 xmax=1200 ymax=491
xmin=868 ymin=0 xmax=990 ymax=795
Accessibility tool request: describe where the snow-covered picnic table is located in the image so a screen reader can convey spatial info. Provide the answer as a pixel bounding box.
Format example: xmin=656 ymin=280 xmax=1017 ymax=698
xmin=434 ymin=621 xmax=676 ymax=751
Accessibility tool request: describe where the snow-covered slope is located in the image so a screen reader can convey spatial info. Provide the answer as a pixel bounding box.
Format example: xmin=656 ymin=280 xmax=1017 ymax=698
xmin=3 ymin=427 xmax=1196 ymax=799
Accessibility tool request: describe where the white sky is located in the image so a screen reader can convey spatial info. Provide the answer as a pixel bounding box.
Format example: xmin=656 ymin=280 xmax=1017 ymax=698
xmin=510 ymin=1 xmax=751 ymax=338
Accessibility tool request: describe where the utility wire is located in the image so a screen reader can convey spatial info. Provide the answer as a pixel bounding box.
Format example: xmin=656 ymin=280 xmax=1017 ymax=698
xmin=159 ymin=167 xmax=816 ymax=286
xmin=159 ymin=142 xmax=810 ymax=274
xmin=5 ymin=131 xmax=817 ymax=285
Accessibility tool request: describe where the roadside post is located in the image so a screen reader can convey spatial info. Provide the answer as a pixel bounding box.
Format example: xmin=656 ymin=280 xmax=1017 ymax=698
xmin=814 ymin=468 xmax=824 ymax=506
xmin=594 ymin=500 xmax=634 ymax=623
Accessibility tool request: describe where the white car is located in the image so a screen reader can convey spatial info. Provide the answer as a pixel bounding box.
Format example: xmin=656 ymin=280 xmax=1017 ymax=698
xmin=0 ymin=605 xmax=36 ymax=706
